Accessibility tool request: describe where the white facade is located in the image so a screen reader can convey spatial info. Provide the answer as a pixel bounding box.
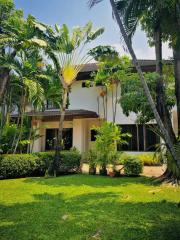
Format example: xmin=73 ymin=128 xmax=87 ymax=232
xmin=69 ymin=80 xmax=137 ymax=124
xmin=8 ymin=61 xmax=177 ymax=153
xmin=32 ymin=78 xmax=178 ymax=153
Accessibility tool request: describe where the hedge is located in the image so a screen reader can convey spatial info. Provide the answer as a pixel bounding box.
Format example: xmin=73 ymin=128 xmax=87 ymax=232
xmin=0 ymin=151 xmax=81 ymax=179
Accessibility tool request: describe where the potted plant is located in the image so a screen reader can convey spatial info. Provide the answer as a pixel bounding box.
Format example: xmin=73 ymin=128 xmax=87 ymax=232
xmin=92 ymin=122 xmax=130 ymax=177
xmin=89 ymin=162 xmax=96 ymax=175
xmin=109 ymin=166 xmax=121 ymax=177
xmin=108 ymin=153 xmax=120 ymax=177
xmin=99 ymin=163 xmax=107 ymax=176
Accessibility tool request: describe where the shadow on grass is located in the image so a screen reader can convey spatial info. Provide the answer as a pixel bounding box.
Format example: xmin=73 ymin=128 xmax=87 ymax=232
xmin=0 ymin=191 xmax=180 ymax=240
xmin=23 ymin=174 xmax=161 ymax=188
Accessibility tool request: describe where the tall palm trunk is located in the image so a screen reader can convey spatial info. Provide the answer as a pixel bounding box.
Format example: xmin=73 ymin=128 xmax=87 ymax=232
xmin=54 ymin=87 xmax=68 ymax=176
xmin=173 ymin=46 xmax=180 ymax=135
xmin=13 ymin=91 xmax=26 ymax=153
xmin=154 ymin=28 xmax=179 ymax=179
xmin=154 ymin=28 xmax=176 ymax=142
xmin=0 ymin=68 xmax=10 ymax=104
xmin=109 ymin=0 xmax=180 ymax=169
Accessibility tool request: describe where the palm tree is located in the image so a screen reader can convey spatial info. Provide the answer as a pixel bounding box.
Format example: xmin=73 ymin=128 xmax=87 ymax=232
xmin=1 ymin=48 xmax=47 ymax=153
xmin=115 ymin=0 xmax=176 ymax=142
xmin=113 ymin=0 xmax=180 ymax=178
xmin=159 ymin=1 xmax=180 ymax=134
xmin=34 ymin=21 xmax=104 ymax=175
xmin=88 ymin=0 xmax=180 ymax=169
xmin=0 ymin=1 xmax=47 ymax=104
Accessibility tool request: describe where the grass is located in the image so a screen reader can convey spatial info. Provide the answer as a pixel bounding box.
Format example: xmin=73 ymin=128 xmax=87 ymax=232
xmin=0 ymin=175 xmax=180 ymax=240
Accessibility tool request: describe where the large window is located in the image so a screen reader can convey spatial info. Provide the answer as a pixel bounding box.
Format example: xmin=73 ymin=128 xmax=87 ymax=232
xmin=46 ymin=128 xmax=73 ymax=151
xmin=117 ymin=124 xmax=160 ymax=152
xmin=91 ymin=129 xmax=97 ymax=141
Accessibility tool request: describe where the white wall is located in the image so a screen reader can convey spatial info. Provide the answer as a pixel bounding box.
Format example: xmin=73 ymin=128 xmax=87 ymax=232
xmin=69 ymin=81 xmax=137 ymax=125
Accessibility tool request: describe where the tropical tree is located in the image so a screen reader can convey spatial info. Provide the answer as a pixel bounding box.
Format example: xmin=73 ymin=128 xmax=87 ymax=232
xmin=0 ymin=46 xmax=54 ymax=153
xmin=120 ymin=69 xmax=175 ymax=123
xmin=90 ymin=46 xmax=130 ymax=122
xmin=0 ymin=0 xmax=47 ymax=104
xmin=93 ymin=122 xmax=130 ymax=175
xmin=115 ymin=0 xmax=177 ymax=142
xmin=114 ymin=0 xmax=180 ymax=179
xmin=88 ymin=0 xmax=180 ymax=175
xmin=159 ymin=1 xmax=180 ymax=134
xmin=33 ymin=21 xmax=104 ymax=176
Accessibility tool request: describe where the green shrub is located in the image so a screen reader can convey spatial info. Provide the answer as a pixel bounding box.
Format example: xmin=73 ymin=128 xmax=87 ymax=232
xmin=59 ymin=151 xmax=81 ymax=173
xmin=34 ymin=151 xmax=81 ymax=175
xmin=137 ymin=153 xmax=162 ymax=166
xmin=0 ymin=154 xmax=45 ymax=179
xmin=117 ymin=152 xmax=130 ymax=165
xmin=0 ymin=124 xmax=19 ymax=154
xmin=118 ymin=152 xmax=162 ymax=166
xmin=81 ymin=149 xmax=97 ymax=174
xmin=124 ymin=158 xmax=143 ymax=176
xmin=0 ymin=151 xmax=81 ymax=179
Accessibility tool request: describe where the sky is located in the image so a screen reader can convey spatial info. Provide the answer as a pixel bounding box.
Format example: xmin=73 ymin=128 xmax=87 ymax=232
xmin=14 ymin=0 xmax=172 ymax=60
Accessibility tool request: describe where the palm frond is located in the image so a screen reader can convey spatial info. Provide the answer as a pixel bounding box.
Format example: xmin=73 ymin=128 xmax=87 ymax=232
xmin=86 ymin=27 xmax=105 ymax=42
xmin=88 ymin=0 xmax=104 ymax=8
xmin=26 ymin=38 xmax=47 ymax=47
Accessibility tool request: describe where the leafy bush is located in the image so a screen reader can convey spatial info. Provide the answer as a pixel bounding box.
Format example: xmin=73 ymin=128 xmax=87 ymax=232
xmin=117 ymin=152 xmax=130 ymax=165
xmin=36 ymin=151 xmax=81 ymax=174
xmin=92 ymin=122 xmax=130 ymax=175
xmin=0 ymin=124 xmax=19 ymax=154
xmin=137 ymin=153 xmax=162 ymax=166
xmin=124 ymin=158 xmax=143 ymax=176
xmin=0 ymin=151 xmax=81 ymax=179
xmin=81 ymin=149 xmax=97 ymax=174
xmin=118 ymin=152 xmax=162 ymax=166
xmin=0 ymin=154 xmax=45 ymax=179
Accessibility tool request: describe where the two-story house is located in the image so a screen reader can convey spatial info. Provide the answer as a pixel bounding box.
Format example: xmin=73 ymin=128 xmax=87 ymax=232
xmin=23 ymin=60 xmax=178 ymax=153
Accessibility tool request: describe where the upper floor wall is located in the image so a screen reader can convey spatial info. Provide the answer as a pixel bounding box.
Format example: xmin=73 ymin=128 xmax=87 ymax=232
xmin=69 ymin=80 xmax=137 ymax=124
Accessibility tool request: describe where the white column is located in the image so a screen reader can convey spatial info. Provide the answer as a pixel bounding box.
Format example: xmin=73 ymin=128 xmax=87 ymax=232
xmin=73 ymin=119 xmax=88 ymax=153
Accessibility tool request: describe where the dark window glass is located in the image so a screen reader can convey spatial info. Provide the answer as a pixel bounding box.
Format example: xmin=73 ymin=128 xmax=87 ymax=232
xmin=82 ymin=82 xmax=93 ymax=88
xmin=82 ymin=82 xmax=86 ymax=88
xmin=91 ymin=129 xmax=97 ymax=141
xmin=145 ymin=126 xmax=160 ymax=151
xmin=95 ymin=82 xmax=103 ymax=86
xmin=118 ymin=125 xmax=137 ymax=151
xmin=117 ymin=124 xmax=160 ymax=152
xmin=46 ymin=128 xmax=73 ymax=150
xmin=138 ymin=125 xmax=144 ymax=151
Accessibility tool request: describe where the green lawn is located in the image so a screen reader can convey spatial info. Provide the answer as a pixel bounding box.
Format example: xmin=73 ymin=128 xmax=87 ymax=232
xmin=0 ymin=175 xmax=180 ymax=240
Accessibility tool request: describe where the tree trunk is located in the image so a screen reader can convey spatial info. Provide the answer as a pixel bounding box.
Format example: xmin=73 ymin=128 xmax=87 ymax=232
xmin=13 ymin=91 xmax=26 ymax=154
xmin=154 ymin=29 xmax=176 ymax=142
xmin=0 ymin=68 xmax=10 ymax=104
xmin=173 ymin=47 xmax=180 ymax=135
xmin=109 ymin=0 xmax=180 ymax=169
xmin=114 ymin=82 xmax=118 ymax=123
xmin=54 ymin=87 xmax=68 ymax=177
xmin=111 ymin=86 xmax=115 ymax=123
xmin=154 ymin=28 xmax=179 ymax=179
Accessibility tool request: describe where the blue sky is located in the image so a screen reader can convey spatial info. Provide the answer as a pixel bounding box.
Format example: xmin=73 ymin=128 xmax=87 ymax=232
xmin=14 ymin=0 xmax=172 ymax=59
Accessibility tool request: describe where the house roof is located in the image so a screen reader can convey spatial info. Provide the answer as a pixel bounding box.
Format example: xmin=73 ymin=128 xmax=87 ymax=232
xmin=77 ymin=59 xmax=172 ymax=80
xmin=12 ymin=109 xmax=99 ymax=121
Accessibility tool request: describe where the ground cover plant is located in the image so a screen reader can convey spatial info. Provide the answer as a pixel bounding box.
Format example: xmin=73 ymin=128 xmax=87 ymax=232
xmin=0 ymin=175 xmax=180 ymax=240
